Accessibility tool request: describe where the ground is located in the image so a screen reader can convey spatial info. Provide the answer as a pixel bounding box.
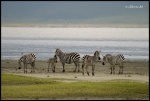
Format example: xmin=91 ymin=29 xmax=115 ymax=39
xmin=1 ymin=60 xmax=149 ymax=83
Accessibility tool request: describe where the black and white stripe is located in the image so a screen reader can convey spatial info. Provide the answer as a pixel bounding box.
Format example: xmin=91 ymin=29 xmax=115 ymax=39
xmin=102 ymin=54 xmax=125 ymax=74
xmin=30 ymin=53 xmax=36 ymax=60
xmin=82 ymin=50 xmax=101 ymax=76
xmin=65 ymin=53 xmax=80 ymax=64
xmin=47 ymin=55 xmax=57 ymax=73
xmin=117 ymin=54 xmax=125 ymax=61
xmin=55 ymin=48 xmax=80 ymax=72
xmin=18 ymin=53 xmax=36 ymax=73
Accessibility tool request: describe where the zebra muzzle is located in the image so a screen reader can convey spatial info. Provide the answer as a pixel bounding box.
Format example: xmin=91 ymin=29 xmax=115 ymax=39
xmin=102 ymin=62 xmax=105 ymax=65
xmin=98 ymin=57 xmax=101 ymax=60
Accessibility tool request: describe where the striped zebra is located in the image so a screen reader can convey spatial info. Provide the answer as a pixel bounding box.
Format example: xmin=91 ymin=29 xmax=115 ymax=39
xmin=82 ymin=50 xmax=101 ymax=76
xmin=102 ymin=54 xmax=125 ymax=74
xmin=47 ymin=55 xmax=57 ymax=73
xmin=18 ymin=53 xmax=36 ymax=73
xmin=55 ymin=48 xmax=80 ymax=72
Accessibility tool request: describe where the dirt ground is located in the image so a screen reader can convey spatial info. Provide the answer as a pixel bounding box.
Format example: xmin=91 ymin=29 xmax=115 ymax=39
xmin=1 ymin=60 xmax=149 ymax=83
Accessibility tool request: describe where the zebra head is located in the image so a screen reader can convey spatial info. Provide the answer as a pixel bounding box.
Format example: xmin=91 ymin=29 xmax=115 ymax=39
xmin=102 ymin=55 xmax=106 ymax=65
xmin=55 ymin=48 xmax=61 ymax=56
xmin=102 ymin=54 xmax=112 ymax=65
xmin=18 ymin=56 xmax=24 ymax=69
xmin=54 ymin=55 xmax=57 ymax=63
xmin=94 ymin=50 xmax=101 ymax=60
xmin=18 ymin=60 xmax=22 ymax=69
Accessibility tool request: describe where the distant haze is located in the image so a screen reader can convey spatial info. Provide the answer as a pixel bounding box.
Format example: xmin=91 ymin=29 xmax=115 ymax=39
xmin=1 ymin=1 xmax=149 ymax=27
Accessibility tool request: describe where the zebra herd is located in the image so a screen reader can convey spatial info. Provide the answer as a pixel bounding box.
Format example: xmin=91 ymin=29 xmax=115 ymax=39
xmin=18 ymin=48 xmax=125 ymax=75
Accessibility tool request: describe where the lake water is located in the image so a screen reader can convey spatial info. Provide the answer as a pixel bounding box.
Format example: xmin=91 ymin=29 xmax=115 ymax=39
xmin=1 ymin=27 xmax=149 ymax=61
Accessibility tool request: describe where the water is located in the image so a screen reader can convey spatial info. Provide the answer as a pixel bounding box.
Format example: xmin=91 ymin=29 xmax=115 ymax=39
xmin=1 ymin=27 xmax=149 ymax=61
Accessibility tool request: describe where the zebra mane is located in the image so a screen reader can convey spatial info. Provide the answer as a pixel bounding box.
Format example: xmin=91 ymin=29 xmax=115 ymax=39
xmin=30 ymin=53 xmax=36 ymax=59
xmin=56 ymin=48 xmax=63 ymax=53
xmin=56 ymin=48 xmax=61 ymax=51
xmin=94 ymin=50 xmax=99 ymax=56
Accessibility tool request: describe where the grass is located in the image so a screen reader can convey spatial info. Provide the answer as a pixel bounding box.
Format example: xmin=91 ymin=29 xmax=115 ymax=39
xmin=1 ymin=73 xmax=149 ymax=100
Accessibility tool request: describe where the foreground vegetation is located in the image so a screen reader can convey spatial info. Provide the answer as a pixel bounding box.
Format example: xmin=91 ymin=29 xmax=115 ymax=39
xmin=1 ymin=73 xmax=149 ymax=100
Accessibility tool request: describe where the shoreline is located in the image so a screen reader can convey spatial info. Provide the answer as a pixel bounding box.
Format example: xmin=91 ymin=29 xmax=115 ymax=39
xmin=1 ymin=24 xmax=148 ymax=28
xmin=1 ymin=58 xmax=149 ymax=62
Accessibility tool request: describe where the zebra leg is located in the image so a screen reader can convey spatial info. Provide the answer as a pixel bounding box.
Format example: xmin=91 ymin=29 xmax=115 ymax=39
xmin=51 ymin=64 xmax=55 ymax=72
xmin=30 ymin=63 xmax=33 ymax=73
xmin=121 ymin=65 xmax=124 ymax=74
xmin=53 ymin=65 xmax=55 ymax=72
xmin=77 ymin=62 xmax=80 ymax=72
xmin=51 ymin=64 xmax=54 ymax=72
xmin=118 ymin=64 xmax=123 ymax=74
xmin=82 ymin=63 xmax=84 ymax=75
xmin=82 ymin=68 xmax=84 ymax=75
xmin=24 ymin=63 xmax=27 ymax=73
xmin=86 ymin=66 xmax=89 ymax=76
xmin=120 ymin=67 xmax=122 ymax=74
xmin=119 ymin=68 xmax=121 ymax=74
xmin=118 ymin=65 xmax=121 ymax=74
xmin=73 ymin=62 xmax=77 ymax=72
xmin=48 ymin=63 xmax=50 ymax=73
xmin=113 ymin=66 xmax=115 ymax=74
xmin=110 ymin=65 xmax=112 ymax=74
xmin=73 ymin=61 xmax=80 ymax=72
xmin=62 ymin=63 xmax=65 ymax=72
xmin=121 ymin=63 xmax=124 ymax=74
xmin=30 ymin=66 xmax=32 ymax=73
xmin=92 ymin=65 xmax=95 ymax=76
xmin=32 ymin=62 xmax=35 ymax=73
xmin=25 ymin=64 xmax=27 ymax=73
xmin=122 ymin=66 xmax=124 ymax=74
xmin=119 ymin=66 xmax=122 ymax=74
xmin=24 ymin=63 xmax=26 ymax=73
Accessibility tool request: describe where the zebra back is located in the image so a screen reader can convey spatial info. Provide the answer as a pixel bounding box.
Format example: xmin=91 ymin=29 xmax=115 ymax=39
xmin=30 ymin=53 xmax=36 ymax=60
xmin=65 ymin=53 xmax=80 ymax=64
xmin=82 ymin=55 xmax=89 ymax=61
xmin=56 ymin=48 xmax=80 ymax=64
xmin=19 ymin=53 xmax=36 ymax=62
xmin=117 ymin=54 xmax=125 ymax=61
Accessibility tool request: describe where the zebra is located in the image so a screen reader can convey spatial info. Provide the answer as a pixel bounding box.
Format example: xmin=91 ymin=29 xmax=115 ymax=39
xmin=102 ymin=54 xmax=125 ymax=74
xmin=82 ymin=50 xmax=101 ymax=76
xmin=55 ymin=48 xmax=80 ymax=72
xmin=18 ymin=53 xmax=36 ymax=73
xmin=47 ymin=55 xmax=57 ymax=73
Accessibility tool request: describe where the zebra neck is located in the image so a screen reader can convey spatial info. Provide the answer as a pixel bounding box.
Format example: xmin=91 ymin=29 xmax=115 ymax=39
xmin=58 ymin=51 xmax=65 ymax=59
xmin=18 ymin=59 xmax=22 ymax=64
xmin=19 ymin=57 xmax=24 ymax=61
xmin=93 ymin=57 xmax=97 ymax=62
xmin=94 ymin=56 xmax=99 ymax=61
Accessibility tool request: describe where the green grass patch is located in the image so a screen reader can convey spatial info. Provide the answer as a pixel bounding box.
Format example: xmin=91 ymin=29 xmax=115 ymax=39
xmin=1 ymin=73 xmax=149 ymax=100
xmin=1 ymin=73 xmax=58 ymax=85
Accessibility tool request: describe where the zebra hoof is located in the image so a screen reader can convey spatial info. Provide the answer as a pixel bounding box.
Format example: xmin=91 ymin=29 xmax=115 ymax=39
xmin=87 ymin=73 xmax=89 ymax=76
xmin=92 ymin=73 xmax=94 ymax=76
xmin=63 ymin=70 xmax=65 ymax=72
xmin=18 ymin=67 xmax=21 ymax=69
xmin=102 ymin=62 xmax=105 ymax=65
